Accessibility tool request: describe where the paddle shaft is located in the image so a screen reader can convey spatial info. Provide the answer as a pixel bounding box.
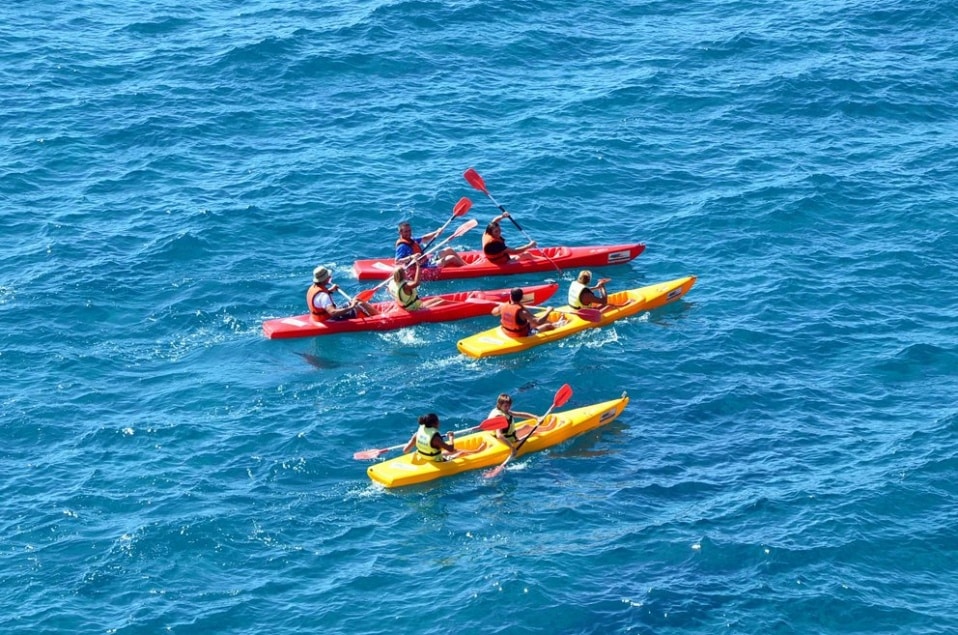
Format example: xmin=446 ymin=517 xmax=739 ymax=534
xmin=463 ymin=168 xmax=562 ymax=274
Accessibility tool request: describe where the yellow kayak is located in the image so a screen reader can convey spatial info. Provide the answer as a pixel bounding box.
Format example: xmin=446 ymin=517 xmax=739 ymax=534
xmin=366 ymin=394 xmax=629 ymax=488
xmin=457 ymin=275 xmax=697 ymax=359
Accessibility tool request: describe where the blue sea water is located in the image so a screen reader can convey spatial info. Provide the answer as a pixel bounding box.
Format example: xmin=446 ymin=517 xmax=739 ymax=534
xmin=2 ymin=0 xmax=957 ymax=633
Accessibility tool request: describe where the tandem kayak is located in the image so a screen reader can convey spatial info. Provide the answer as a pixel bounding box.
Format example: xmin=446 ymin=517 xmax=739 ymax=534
xmin=353 ymin=243 xmax=646 ymax=281
xmin=262 ymin=282 xmax=558 ymax=339
xmin=456 ymin=276 xmax=696 ymax=358
xmin=366 ymin=393 xmax=629 ymax=488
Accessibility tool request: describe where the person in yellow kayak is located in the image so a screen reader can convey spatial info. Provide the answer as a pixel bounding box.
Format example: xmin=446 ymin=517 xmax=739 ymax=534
xmin=395 ymin=222 xmax=465 ymax=268
xmin=568 ymin=270 xmax=610 ymax=308
xmin=307 ymin=266 xmax=377 ymax=321
xmin=492 ymin=287 xmax=561 ymax=338
xmin=481 ymin=213 xmax=536 ymax=264
xmin=402 ymin=413 xmax=462 ymax=462
xmin=387 ymin=261 xmax=444 ymax=311
xmin=488 ymin=393 xmax=538 ymax=449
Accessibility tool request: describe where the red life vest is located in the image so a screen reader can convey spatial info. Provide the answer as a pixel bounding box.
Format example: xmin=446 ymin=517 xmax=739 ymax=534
xmin=482 ymin=232 xmax=509 ymax=264
xmin=306 ymin=284 xmax=334 ymax=321
xmin=395 ymin=237 xmax=423 ymax=256
xmin=500 ymin=302 xmax=530 ymax=337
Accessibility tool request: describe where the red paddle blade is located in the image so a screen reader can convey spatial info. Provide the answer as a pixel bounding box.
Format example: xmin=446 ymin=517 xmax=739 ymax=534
xmin=478 ymin=416 xmax=509 ymax=431
xmin=577 ymin=308 xmax=603 ymax=323
xmin=353 ymin=448 xmax=388 ymax=460
xmin=453 ymin=196 xmax=472 ymax=217
xmin=450 ymin=218 xmax=478 ymax=239
xmin=553 ymin=383 xmax=573 ymax=408
xmin=354 ymin=288 xmax=377 ymax=303
xmin=463 ymin=167 xmax=489 ymax=194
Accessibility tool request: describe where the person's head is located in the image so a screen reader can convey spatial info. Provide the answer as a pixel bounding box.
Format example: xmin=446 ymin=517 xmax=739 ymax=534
xmin=419 ymin=413 xmax=440 ymax=428
xmin=496 ymin=393 xmax=513 ymax=409
xmin=313 ymin=266 xmax=331 ymax=285
xmin=485 ymin=221 xmax=502 ymax=236
xmin=509 ymin=288 xmax=524 ymax=303
xmin=391 ymin=267 xmax=406 ymax=284
xmin=398 ymin=222 xmax=413 ymax=238
xmin=577 ymin=270 xmax=592 ymax=284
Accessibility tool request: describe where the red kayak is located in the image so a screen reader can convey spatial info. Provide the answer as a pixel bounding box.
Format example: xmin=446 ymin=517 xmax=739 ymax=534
xmin=353 ymin=243 xmax=645 ymax=281
xmin=262 ymin=283 xmax=558 ymax=339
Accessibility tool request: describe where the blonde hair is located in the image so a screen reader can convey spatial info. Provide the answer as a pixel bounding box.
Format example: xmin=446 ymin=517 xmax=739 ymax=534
xmin=577 ymin=270 xmax=592 ymax=284
xmin=392 ymin=267 xmax=405 ymax=284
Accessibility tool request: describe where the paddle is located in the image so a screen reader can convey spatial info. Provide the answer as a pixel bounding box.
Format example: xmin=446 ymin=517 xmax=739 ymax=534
xmin=463 ymin=167 xmax=562 ymax=274
xmin=354 ymin=218 xmax=479 ymax=303
xmin=484 ymin=383 xmax=573 ymax=479
xmin=465 ymin=297 xmax=603 ymax=323
xmin=334 ymin=287 xmax=373 ymax=318
xmin=353 ymin=415 xmax=509 ymax=460
xmin=421 ymin=196 xmax=473 ymax=252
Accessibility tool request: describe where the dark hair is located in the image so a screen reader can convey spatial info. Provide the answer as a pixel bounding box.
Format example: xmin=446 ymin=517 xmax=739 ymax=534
xmin=485 ymin=221 xmax=500 ymax=234
xmin=418 ymin=413 xmax=439 ymax=428
xmin=510 ymin=288 xmax=524 ymax=302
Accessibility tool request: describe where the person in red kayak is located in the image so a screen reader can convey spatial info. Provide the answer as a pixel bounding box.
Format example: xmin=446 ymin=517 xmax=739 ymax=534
xmin=487 ymin=393 xmax=538 ymax=449
xmin=387 ymin=261 xmax=444 ymax=311
xmin=395 ymin=222 xmax=465 ymax=268
xmin=567 ymin=270 xmax=611 ymax=308
xmin=492 ymin=287 xmax=561 ymax=338
xmin=481 ymin=212 xmax=537 ymax=264
xmin=307 ymin=266 xmax=376 ymax=321
xmin=402 ymin=413 xmax=462 ymax=462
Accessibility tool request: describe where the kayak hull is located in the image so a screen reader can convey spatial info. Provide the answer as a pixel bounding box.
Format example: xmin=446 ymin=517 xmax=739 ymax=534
xmin=456 ymin=276 xmax=696 ymax=358
xmin=366 ymin=394 xmax=629 ymax=488
xmin=353 ymin=243 xmax=646 ymax=281
xmin=263 ymin=283 xmax=558 ymax=339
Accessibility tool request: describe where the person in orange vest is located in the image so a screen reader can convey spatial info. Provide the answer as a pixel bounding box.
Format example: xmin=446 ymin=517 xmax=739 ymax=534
xmin=395 ymin=222 xmax=465 ymax=268
xmin=306 ymin=266 xmax=376 ymax=321
xmin=481 ymin=212 xmax=536 ymax=264
xmin=492 ymin=287 xmax=561 ymax=338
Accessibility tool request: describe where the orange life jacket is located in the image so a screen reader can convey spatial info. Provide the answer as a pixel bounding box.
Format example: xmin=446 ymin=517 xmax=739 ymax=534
xmin=500 ymin=302 xmax=530 ymax=337
xmin=306 ymin=284 xmax=334 ymax=321
xmin=482 ymin=232 xmax=509 ymax=264
xmin=395 ymin=237 xmax=423 ymax=255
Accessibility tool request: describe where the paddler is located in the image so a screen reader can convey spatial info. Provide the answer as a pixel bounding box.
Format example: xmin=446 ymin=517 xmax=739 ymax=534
xmin=481 ymin=213 xmax=536 ymax=264
xmin=488 ymin=393 xmax=538 ymax=449
xmin=386 ymin=261 xmax=444 ymax=311
xmin=492 ymin=288 xmax=561 ymax=338
xmin=568 ymin=270 xmax=610 ymax=308
xmin=402 ymin=413 xmax=462 ymax=462
xmin=307 ymin=266 xmax=377 ymax=321
xmin=395 ymin=221 xmax=465 ymax=268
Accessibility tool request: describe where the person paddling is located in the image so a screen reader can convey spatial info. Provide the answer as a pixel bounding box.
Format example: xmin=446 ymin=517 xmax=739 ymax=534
xmin=306 ymin=266 xmax=376 ymax=321
xmin=492 ymin=288 xmax=561 ymax=338
xmin=568 ymin=270 xmax=611 ymax=308
xmin=395 ymin=221 xmax=465 ymax=268
xmin=387 ymin=261 xmax=443 ymax=311
xmin=402 ymin=413 xmax=462 ymax=462
xmin=481 ymin=212 xmax=536 ymax=264
xmin=488 ymin=393 xmax=538 ymax=449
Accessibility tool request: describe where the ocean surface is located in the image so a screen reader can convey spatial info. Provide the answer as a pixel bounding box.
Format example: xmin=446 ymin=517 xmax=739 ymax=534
xmin=2 ymin=0 xmax=957 ymax=633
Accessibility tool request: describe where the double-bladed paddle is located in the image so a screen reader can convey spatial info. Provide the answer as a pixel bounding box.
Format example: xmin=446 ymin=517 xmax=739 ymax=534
xmin=353 ymin=415 xmax=509 ymax=460
xmin=354 ymin=217 xmax=479 ymax=303
xmin=484 ymin=384 xmax=573 ymax=479
xmin=463 ymin=167 xmax=563 ymax=274
xmin=421 ymin=196 xmax=473 ymax=252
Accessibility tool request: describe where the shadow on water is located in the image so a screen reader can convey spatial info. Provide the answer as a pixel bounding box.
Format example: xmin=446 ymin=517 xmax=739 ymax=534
xmin=294 ymin=351 xmax=343 ymax=369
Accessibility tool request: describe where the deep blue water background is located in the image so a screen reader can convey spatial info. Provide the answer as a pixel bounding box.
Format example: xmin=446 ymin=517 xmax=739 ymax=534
xmin=2 ymin=1 xmax=957 ymax=633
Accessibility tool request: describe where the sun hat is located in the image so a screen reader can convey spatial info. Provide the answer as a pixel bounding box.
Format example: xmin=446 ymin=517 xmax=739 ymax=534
xmin=313 ymin=266 xmax=331 ymax=284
